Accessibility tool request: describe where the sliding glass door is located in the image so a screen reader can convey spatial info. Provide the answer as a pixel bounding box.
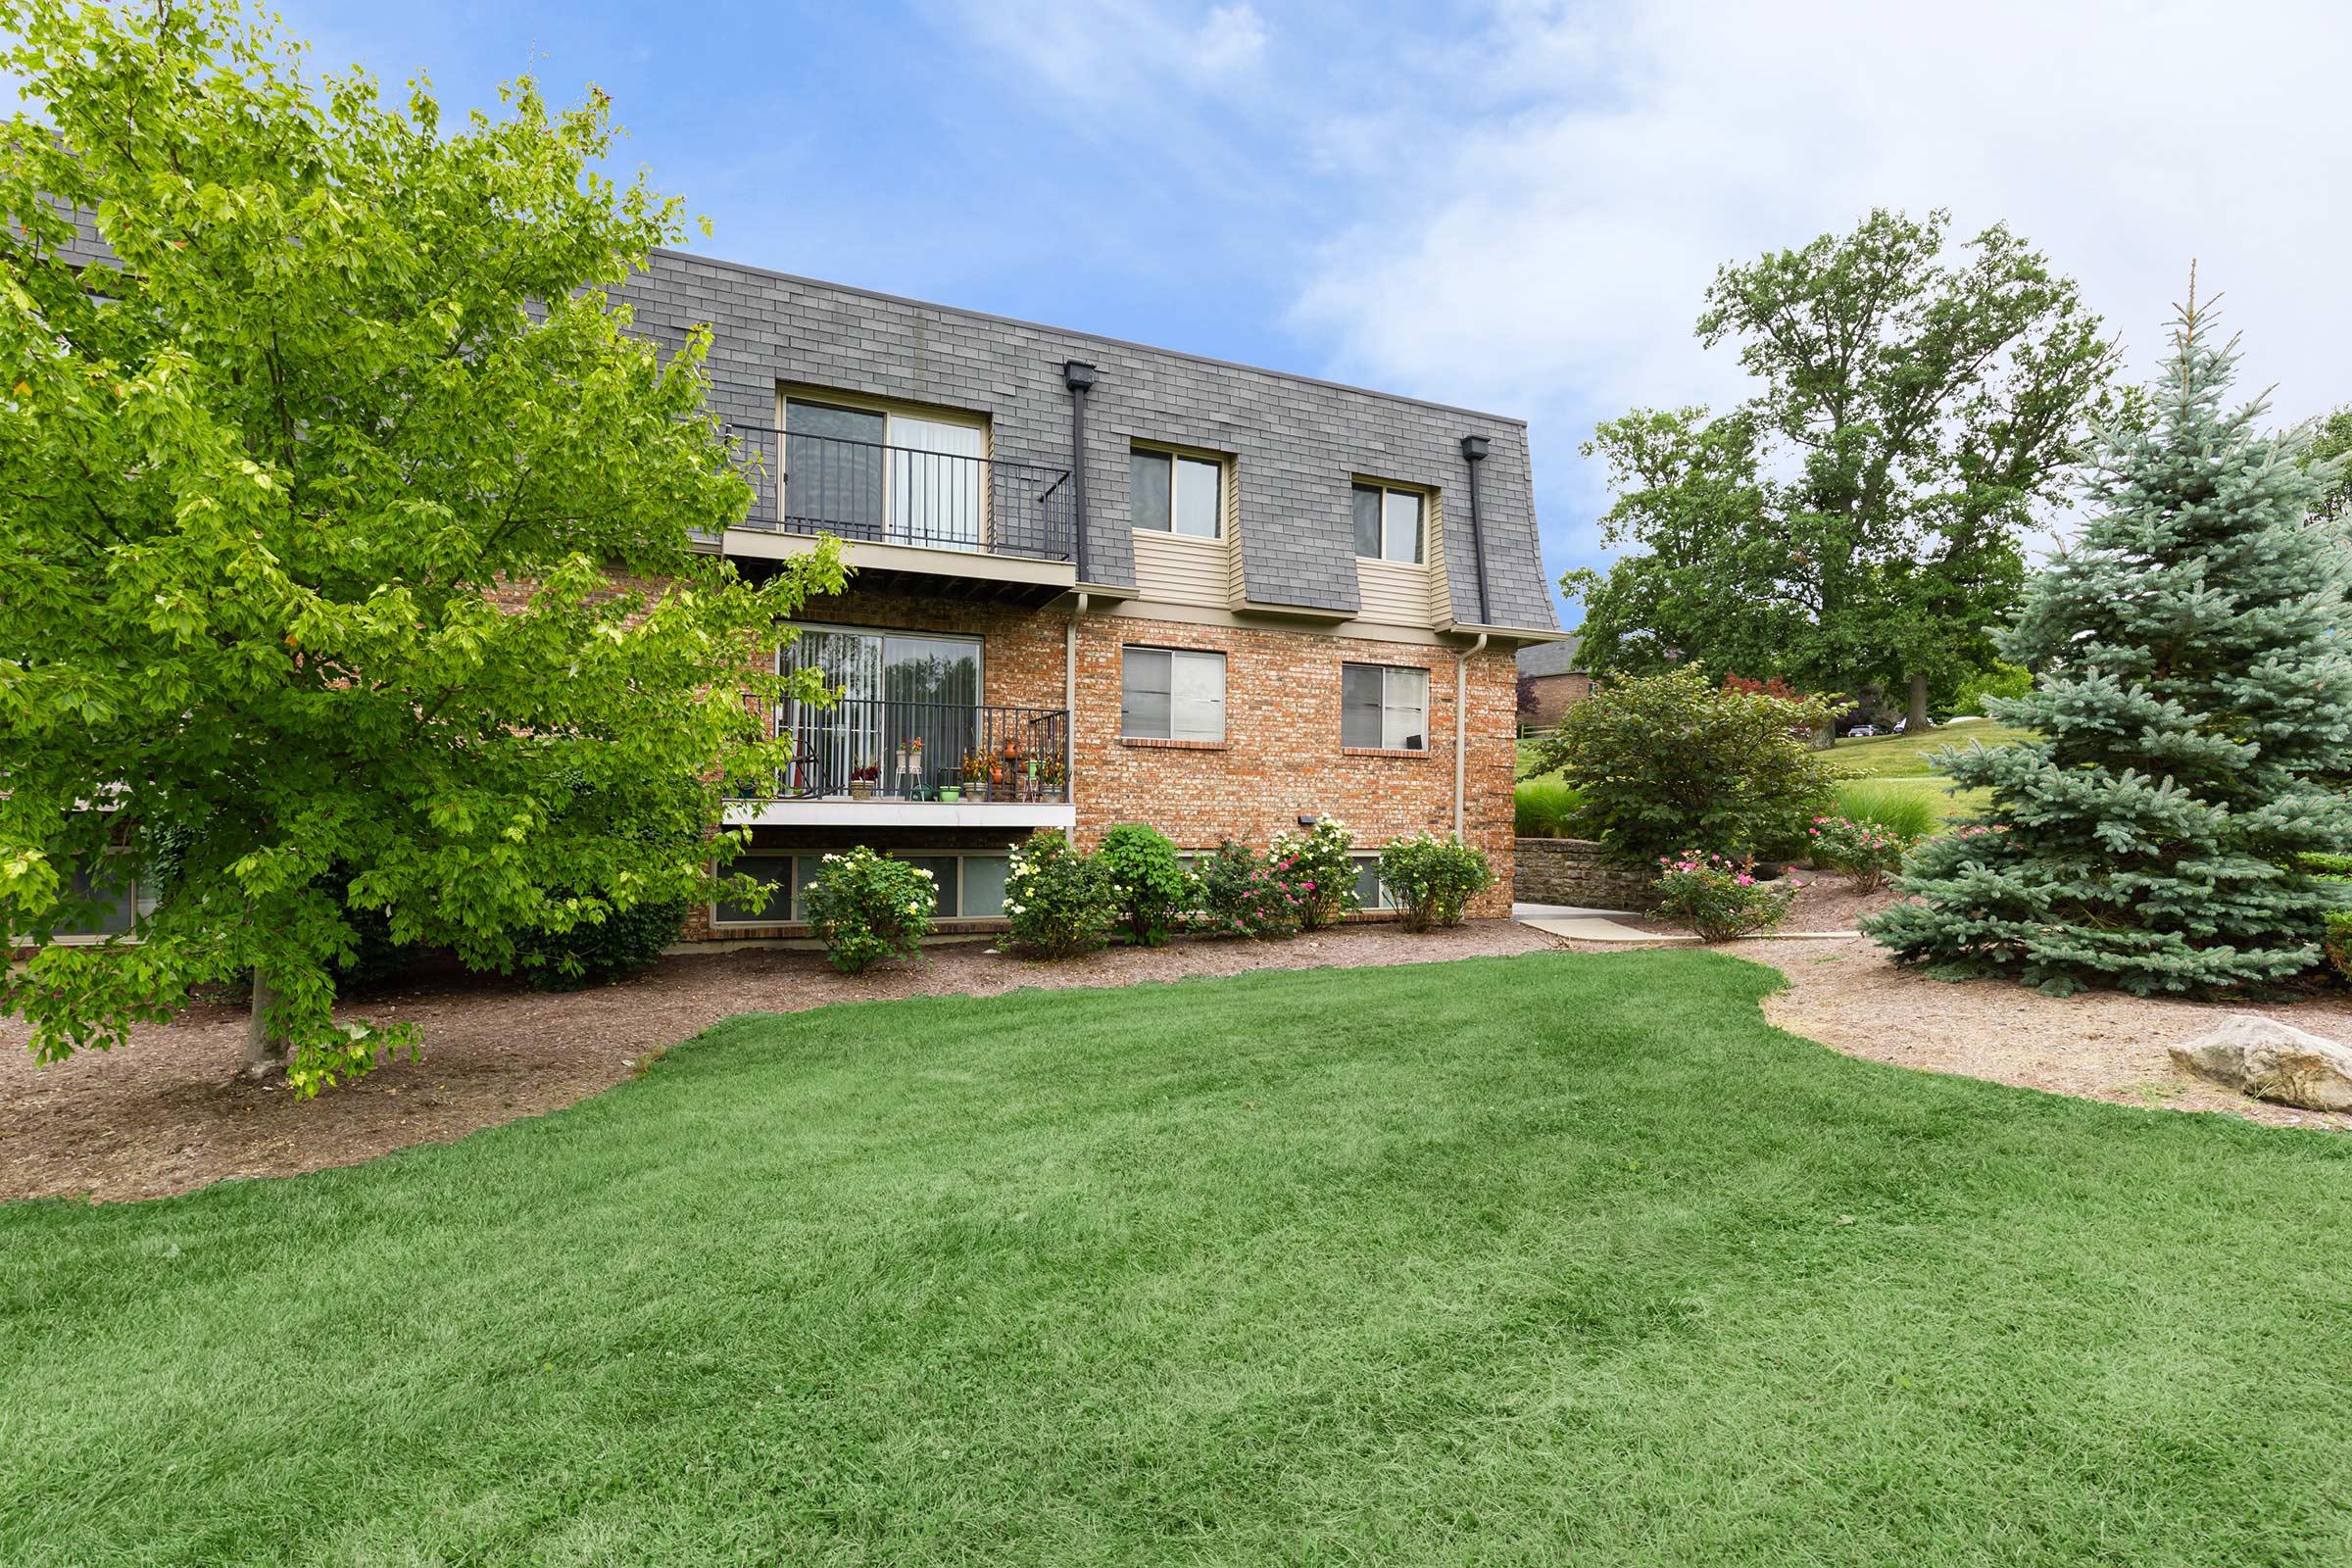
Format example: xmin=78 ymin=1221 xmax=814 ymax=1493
xmin=782 ymin=628 xmax=981 ymax=796
xmin=784 ymin=398 xmax=985 ymax=552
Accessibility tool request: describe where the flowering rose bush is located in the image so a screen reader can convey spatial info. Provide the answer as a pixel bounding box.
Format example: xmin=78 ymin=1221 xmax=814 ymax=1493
xmin=1004 ymin=829 xmax=1116 ymax=959
xmin=803 ymin=847 xmax=936 ymax=974
xmin=1377 ymin=833 xmax=1494 ymax=931
xmin=1270 ymin=816 xmax=1358 ymax=931
xmin=1194 ymin=840 xmax=1306 ymax=940
xmin=1651 ymin=851 xmax=1794 ymax=942
xmin=1096 ymin=822 xmax=1191 ymax=947
xmin=1804 ymin=814 xmax=1911 ymax=893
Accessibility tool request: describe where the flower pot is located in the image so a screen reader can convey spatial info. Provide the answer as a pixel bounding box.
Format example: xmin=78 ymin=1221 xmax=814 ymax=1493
xmin=849 ymin=781 xmax=873 ymax=800
xmin=939 ymin=786 xmax=962 ymax=803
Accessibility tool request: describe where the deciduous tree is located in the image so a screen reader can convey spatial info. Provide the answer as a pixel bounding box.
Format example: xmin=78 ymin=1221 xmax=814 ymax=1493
xmin=1569 ymin=209 xmax=2122 ymax=728
xmin=0 ymin=0 xmax=840 ymax=1090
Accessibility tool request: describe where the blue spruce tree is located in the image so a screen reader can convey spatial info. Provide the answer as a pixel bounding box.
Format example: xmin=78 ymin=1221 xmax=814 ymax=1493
xmin=1865 ymin=281 xmax=2352 ymax=994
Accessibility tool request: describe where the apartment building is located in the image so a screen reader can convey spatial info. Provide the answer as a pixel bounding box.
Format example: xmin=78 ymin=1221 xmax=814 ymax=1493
xmin=614 ymin=250 xmax=1567 ymax=939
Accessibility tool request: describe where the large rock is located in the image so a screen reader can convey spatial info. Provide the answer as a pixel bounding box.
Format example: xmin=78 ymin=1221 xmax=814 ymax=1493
xmin=2171 ymin=1014 xmax=2352 ymax=1112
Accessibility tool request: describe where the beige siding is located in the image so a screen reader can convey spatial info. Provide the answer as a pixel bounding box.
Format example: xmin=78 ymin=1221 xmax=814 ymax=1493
xmin=1357 ymin=559 xmax=1435 ymax=627
xmin=1133 ymin=530 xmax=1233 ymax=609
xmin=1426 ymin=492 xmax=1452 ymax=625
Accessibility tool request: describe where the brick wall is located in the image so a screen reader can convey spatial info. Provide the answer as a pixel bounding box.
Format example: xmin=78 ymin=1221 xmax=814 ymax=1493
xmin=678 ymin=594 xmax=1522 ymax=936
xmin=1519 ymin=671 xmax=1592 ymax=730
xmin=1513 ymin=838 xmax=1654 ymax=911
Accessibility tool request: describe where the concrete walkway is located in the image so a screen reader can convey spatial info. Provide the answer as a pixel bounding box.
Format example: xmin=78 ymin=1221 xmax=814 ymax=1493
xmin=1511 ymin=903 xmax=1860 ymax=944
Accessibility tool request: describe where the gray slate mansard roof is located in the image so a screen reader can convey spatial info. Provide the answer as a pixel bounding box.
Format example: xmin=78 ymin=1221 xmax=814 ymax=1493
xmin=44 ymin=198 xmax=1558 ymax=631
xmin=1516 ymin=637 xmax=1584 ymax=677
xmin=612 ymin=249 xmax=1560 ymax=631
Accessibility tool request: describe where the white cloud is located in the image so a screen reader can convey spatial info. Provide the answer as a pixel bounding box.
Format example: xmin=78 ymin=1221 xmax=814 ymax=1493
xmin=1288 ymin=0 xmax=2352 ymax=591
xmin=1192 ymin=5 xmax=1268 ymax=78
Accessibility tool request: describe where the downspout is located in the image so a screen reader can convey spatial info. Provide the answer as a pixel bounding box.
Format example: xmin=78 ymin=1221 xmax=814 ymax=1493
xmin=1459 ymin=434 xmax=1493 ymax=627
xmin=1062 ymin=362 xmax=1098 ymax=581
xmin=1066 ymin=591 xmax=1089 ymax=820
xmin=1453 ymin=632 xmax=1487 ymax=840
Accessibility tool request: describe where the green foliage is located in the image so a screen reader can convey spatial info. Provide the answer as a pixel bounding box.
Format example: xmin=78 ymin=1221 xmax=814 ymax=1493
xmin=1193 ymin=840 xmax=1305 ymax=941
xmin=1567 ymin=209 xmax=2122 ymax=707
xmin=803 ymin=849 xmax=936 ymax=975
xmin=1534 ymin=666 xmax=1847 ymax=865
xmin=1004 ymin=830 xmax=1115 ymax=959
xmin=1376 ymin=832 xmax=1494 ymax=931
xmin=1513 ymin=777 xmax=1587 ymax=838
xmin=1830 ymin=781 xmax=1939 ymax=844
xmin=2302 ymin=405 xmax=2352 ymax=523
xmin=0 ymin=0 xmax=846 ymax=1090
xmin=1095 ymin=824 xmax=1188 ymax=948
xmin=1270 ymin=816 xmax=1358 ymax=931
xmin=517 ymin=896 xmax=688 ymax=991
xmin=1867 ymin=288 xmax=2352 ymax=994
xmin=1949 ymin=661 xmax=2034 ymax=716
xmin=1802 ymin=815 xmax=1911 ymax=894
xmin=1651 ymin=851 xmax=1795 ymax=941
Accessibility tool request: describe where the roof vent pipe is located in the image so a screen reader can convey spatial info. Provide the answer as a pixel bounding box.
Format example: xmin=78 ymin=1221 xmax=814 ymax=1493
xmin=1460 ymin=434 xmax=1492 ymax=626
xmin=1063 ymin=362 xmax=1098 ymax=582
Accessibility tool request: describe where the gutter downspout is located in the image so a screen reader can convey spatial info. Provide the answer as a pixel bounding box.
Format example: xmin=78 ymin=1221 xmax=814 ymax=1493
xmin=1459 ymin=434 xmax=1492 ymax=627
xmin=1066 ymin=591 xmax=1089 ymax=820
xmin=1454 ymin=632 xmax=1487 ymax=840
xmin=1063 ymin=362 xmax=1098 ymax=582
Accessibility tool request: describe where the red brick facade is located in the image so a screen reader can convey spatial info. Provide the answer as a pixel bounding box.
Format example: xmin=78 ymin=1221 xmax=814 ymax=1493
xmin=683 ymin=586 xmax=1521 ymax=940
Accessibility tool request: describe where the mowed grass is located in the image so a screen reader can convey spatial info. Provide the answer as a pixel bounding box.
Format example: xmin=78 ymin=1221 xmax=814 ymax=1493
xmin=7 ymin=953 xmax=2352 ymax=1565
xmin=1827 ymin=718 xmax=2034 ymax=822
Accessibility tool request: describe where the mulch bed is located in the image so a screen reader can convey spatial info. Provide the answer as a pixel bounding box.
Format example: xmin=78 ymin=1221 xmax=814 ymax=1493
xmin=1563 ymin=876 xmax=2352 ymax=1136
xmin=0 ymin=920 xmax=1558 ymax=1203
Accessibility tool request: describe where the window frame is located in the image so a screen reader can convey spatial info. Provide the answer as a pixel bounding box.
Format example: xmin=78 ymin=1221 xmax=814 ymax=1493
xmin=1129 ymin=442 xmax=1227 ymax=540
xmin=710 ymin=849 xmax=1017 ymax=927
xmin=1351 ymin=854 xmax=1397 ymax=910
xmin=779 ymin=387 xmax=993 ymax=551
xmin=1341 ymin=661 xmax=1432 ymax=753
xmin=1119 ymin=645 xmax=1228 ymax=744
xmin=37 ymin=844 xmax=156 ymax=946
xmin=1351 ymin=479 xmax=1428 ymax=565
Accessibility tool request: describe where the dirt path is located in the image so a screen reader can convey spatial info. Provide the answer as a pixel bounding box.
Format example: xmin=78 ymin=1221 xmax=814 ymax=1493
xmin=0 ymin=921 xmax=1557 ymax=1203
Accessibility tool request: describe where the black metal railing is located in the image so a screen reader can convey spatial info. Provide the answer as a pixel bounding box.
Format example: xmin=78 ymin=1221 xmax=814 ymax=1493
xmin=727 ymin=425 xmax=1076 ymax=563
xmin=774 ymin=699 xmax=1070 ymax=803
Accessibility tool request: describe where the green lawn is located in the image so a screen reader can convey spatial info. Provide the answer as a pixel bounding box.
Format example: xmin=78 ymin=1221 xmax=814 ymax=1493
xmin=1828 ymin=717 xmax=2036 ymax=779
xmin=7 ymin=953 xmax=2351 ymax=1565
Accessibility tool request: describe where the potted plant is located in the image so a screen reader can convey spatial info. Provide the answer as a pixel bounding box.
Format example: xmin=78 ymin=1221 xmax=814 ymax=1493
xmin=893 ymin=735 xmax=923 ymax=784
xmin=960 ymin=750 xmax=990 ymax=798
xmin=848 ymin=759 xmax=880 ymax=800
xmin=1036 ymin=753 xmax=1066 ymax=803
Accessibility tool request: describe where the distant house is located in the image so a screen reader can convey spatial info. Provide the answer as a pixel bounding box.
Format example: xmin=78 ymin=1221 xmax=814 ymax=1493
xmin=1516 ymin=637 xmax=1588 ymax=731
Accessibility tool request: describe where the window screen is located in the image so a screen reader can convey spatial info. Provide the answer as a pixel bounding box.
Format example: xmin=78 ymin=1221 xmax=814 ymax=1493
xmin=1121 ymin=648 xmax=1225 ymax=741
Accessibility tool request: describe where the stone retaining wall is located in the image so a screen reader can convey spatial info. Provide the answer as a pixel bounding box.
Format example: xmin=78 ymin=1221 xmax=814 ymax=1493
xmin=1512 ymin=837 xmax=1654 ymax=911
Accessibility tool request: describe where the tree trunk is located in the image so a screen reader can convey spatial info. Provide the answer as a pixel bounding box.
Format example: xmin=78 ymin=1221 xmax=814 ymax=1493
xmin=244 ymin=969 xmax=288 ymax=1081
xmin=1906 ymin=669 xmax=1931 ymax=732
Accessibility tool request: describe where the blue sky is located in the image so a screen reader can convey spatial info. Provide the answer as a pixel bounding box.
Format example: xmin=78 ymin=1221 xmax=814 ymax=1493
xmin=263 ymin=1 xmax=2350 ymax=625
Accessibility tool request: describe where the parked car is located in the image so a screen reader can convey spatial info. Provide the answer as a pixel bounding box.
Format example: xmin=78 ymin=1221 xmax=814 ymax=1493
xmin=1844 ymin=724 xmax=1880 ymax=739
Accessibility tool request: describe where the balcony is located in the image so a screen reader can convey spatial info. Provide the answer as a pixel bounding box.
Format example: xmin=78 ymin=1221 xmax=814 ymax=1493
xmin=719 ymin=424 xmax=1079 ymax=605
xmin=724 ymin=699 xmax=1075 ymax=829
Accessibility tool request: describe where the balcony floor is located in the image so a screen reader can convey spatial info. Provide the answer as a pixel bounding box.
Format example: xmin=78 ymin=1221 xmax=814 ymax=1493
xmin=723 ymin=797 xmax=1077 ymax=830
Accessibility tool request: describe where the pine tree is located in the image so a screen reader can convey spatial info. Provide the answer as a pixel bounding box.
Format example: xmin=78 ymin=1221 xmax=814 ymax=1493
xmin=1864 ymin=279 xmax=2352 ymax=995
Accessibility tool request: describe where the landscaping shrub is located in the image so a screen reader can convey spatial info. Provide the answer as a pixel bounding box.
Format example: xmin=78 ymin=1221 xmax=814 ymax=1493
xmin=519 ymin=894 xmax=690 ymax=991
xmin=1004 ymin=830 xmax=1116 ymax=959
xmin=1531 ymin=665 xmax=1845 ymax=866
xmin=1270 ymin=816 xmax=1358 ymax=931
xmin=1377 ymin=833 xmax=1494 ymax=932
xmin=1652 ymin=852 xmax=1796 ymax=941
xmin=1804 ymin=815 xmax=1910 ymax=894
xmin=1831 ymin=781 xmax=1939 ymax=844
xmin=1097 ymin=823 xmax=1189 ymax=948
xmin=1948 ymin=660 xmax=2033 ymax=716
xmin=1513 ymin=778 xmax=1586 ymax=839
xmin=1194 ymin=840 xmax=1306 ymax=940
xmin=803 ymin=848 xmax=936 ymax=975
